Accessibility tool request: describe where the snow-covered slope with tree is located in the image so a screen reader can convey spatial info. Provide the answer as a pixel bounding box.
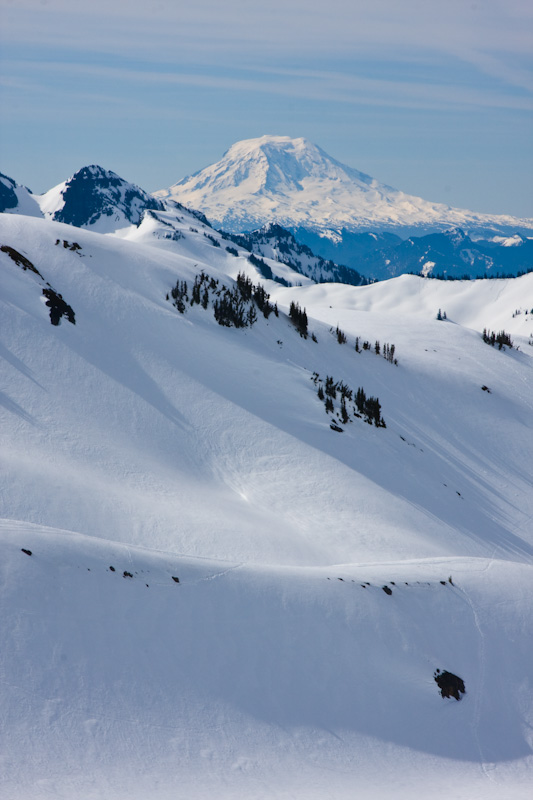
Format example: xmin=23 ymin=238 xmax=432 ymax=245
xmin=1 ymin=209 xmax=533 ymax=798
xmin=155 ymin=135 xmax=533 ymax=239
xmin=227 ymin=222 xmax=368 ymax=286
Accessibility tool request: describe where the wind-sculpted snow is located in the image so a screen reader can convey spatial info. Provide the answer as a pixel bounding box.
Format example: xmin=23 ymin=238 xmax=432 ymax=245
xmin=1 ymin=211 xmax=533 ymax=797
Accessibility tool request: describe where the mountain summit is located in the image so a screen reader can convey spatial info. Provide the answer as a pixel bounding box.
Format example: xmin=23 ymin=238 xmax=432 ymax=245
xmin=155 ymin=135 xmax=533 ymax=239
xmin=39 ymin=165 xmax=165 ymax=232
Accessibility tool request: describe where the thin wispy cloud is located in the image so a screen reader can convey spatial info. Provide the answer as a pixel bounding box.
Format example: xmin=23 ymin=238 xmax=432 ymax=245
xmin=9 ymin=60 xmax=531 ymax=114
xmin=4 ymin=1 xmax=532 ymax=63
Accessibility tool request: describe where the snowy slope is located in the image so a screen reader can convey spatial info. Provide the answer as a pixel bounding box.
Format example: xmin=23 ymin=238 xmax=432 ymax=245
xmin=2 ymin=523 xmax=532 ymax=799
xmin=121 ymin=207 xmax=316 ymax=287
xmin=155 ymin=135 xmax=533 ymax=238
xmin=2 ymin=212 xmax=532 ymax=563
xmin=1 ymin=211 xmax=533 ymax=797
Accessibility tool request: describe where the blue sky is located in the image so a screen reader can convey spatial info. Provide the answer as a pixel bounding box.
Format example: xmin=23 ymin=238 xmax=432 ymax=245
xmin=1 ymin=0 xmax=532 ymax=217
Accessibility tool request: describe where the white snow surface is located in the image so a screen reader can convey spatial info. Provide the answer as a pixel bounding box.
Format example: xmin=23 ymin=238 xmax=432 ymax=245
xmin=155 ymin=135 xmax=533 ymax=236
xmin=1 ymin=211 xmax=533 ymax=798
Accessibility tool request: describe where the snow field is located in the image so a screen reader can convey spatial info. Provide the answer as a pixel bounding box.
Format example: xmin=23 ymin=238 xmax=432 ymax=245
xmin=1 ymin=523 xmax=532 ymax=799
xmin=1 ymin=211 xmax=533 ymax=797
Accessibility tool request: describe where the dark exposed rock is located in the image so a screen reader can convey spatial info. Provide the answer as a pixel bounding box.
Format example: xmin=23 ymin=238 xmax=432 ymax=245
xmin=172 ymin=576 xmax=180 ymax=583
xmin=382 ymin=585 xmax=392 ymax=595
xmin=1 ymin=244 xmax=43 ymax=278
xmin=55 ymin=239 xmax=82 ymax=252
xmin=21 ymin=548 xmax=32 ymax=556
xmin=0 ymin=173 xmax=19 ymax=212
xmin=42 ymin=288 xmax=76 ymax=326
xmin=434 ymin=669 xmax=466 ymax=700
xmin=123 ymin=571 xmax=133 ymax=578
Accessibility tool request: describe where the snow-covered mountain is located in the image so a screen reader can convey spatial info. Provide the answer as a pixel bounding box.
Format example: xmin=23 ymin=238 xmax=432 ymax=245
xmin=5 ymin=158 xmax=532 ymax=280
xmin=227 ymin=222 xmax=368 ymax=286
xmin=155 ymin=135 xmax=533 ymax=243
xmin=2 ymin=165 xmax=169 ymax=233
xmin=37 ymin=164 xmax=166 ymax=232
xmin=1 ymin=205 xmax=533 ymax=798
xmin=0 ymin=165 xmax=371 ymax=284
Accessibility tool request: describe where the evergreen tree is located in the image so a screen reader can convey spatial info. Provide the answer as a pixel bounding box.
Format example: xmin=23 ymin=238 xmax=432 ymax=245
xmin=336 ymin=326 xmax=347 ymax=344
xmin=325 ymin=376 xmax=337 ymax=399
xmin=289 ymin=301 xmax=308 ymax=337
xmin=341 ymin=399 xmax=349 ymax=425
xmin=356 ymin=387 xmax=366 ymax=414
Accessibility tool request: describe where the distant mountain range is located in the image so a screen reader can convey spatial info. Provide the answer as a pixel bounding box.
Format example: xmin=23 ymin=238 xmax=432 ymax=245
xmin=2 ymin=137 xmax=532 ymax=281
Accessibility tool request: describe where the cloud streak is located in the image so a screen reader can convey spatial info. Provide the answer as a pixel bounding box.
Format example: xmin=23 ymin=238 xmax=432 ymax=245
xmin=6 ymin=59 xmax=532 ymax=116
xmin=3 ymin=1 xmax=532 ymax=72
xmin=2 ymin=0 xmax=531 ymax=115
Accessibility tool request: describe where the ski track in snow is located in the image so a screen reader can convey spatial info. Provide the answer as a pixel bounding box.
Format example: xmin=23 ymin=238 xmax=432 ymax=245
xmin=455 ymin=559 xmax=495 ymax=784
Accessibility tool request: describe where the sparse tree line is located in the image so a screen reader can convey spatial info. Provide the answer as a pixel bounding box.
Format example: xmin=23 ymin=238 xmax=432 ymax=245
xmin=333 ymin=324 xmax=398 ymax=365
xmin=412 ymin=268 xmax=533 ymax=280
xmin=167 ymin=268 xmax=398 ymax=366
xmin=312 ymin=372 xmax=386 ymax=428
xmin=203 ymin=232 xmax=220 ymax=247
xmin=168 ymin=271 xmax=278 ymax=328
xmin=247 ymin=253 xmax=290 ymax=286
xmin=482 ymin=329 xmax=513 ymax=349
